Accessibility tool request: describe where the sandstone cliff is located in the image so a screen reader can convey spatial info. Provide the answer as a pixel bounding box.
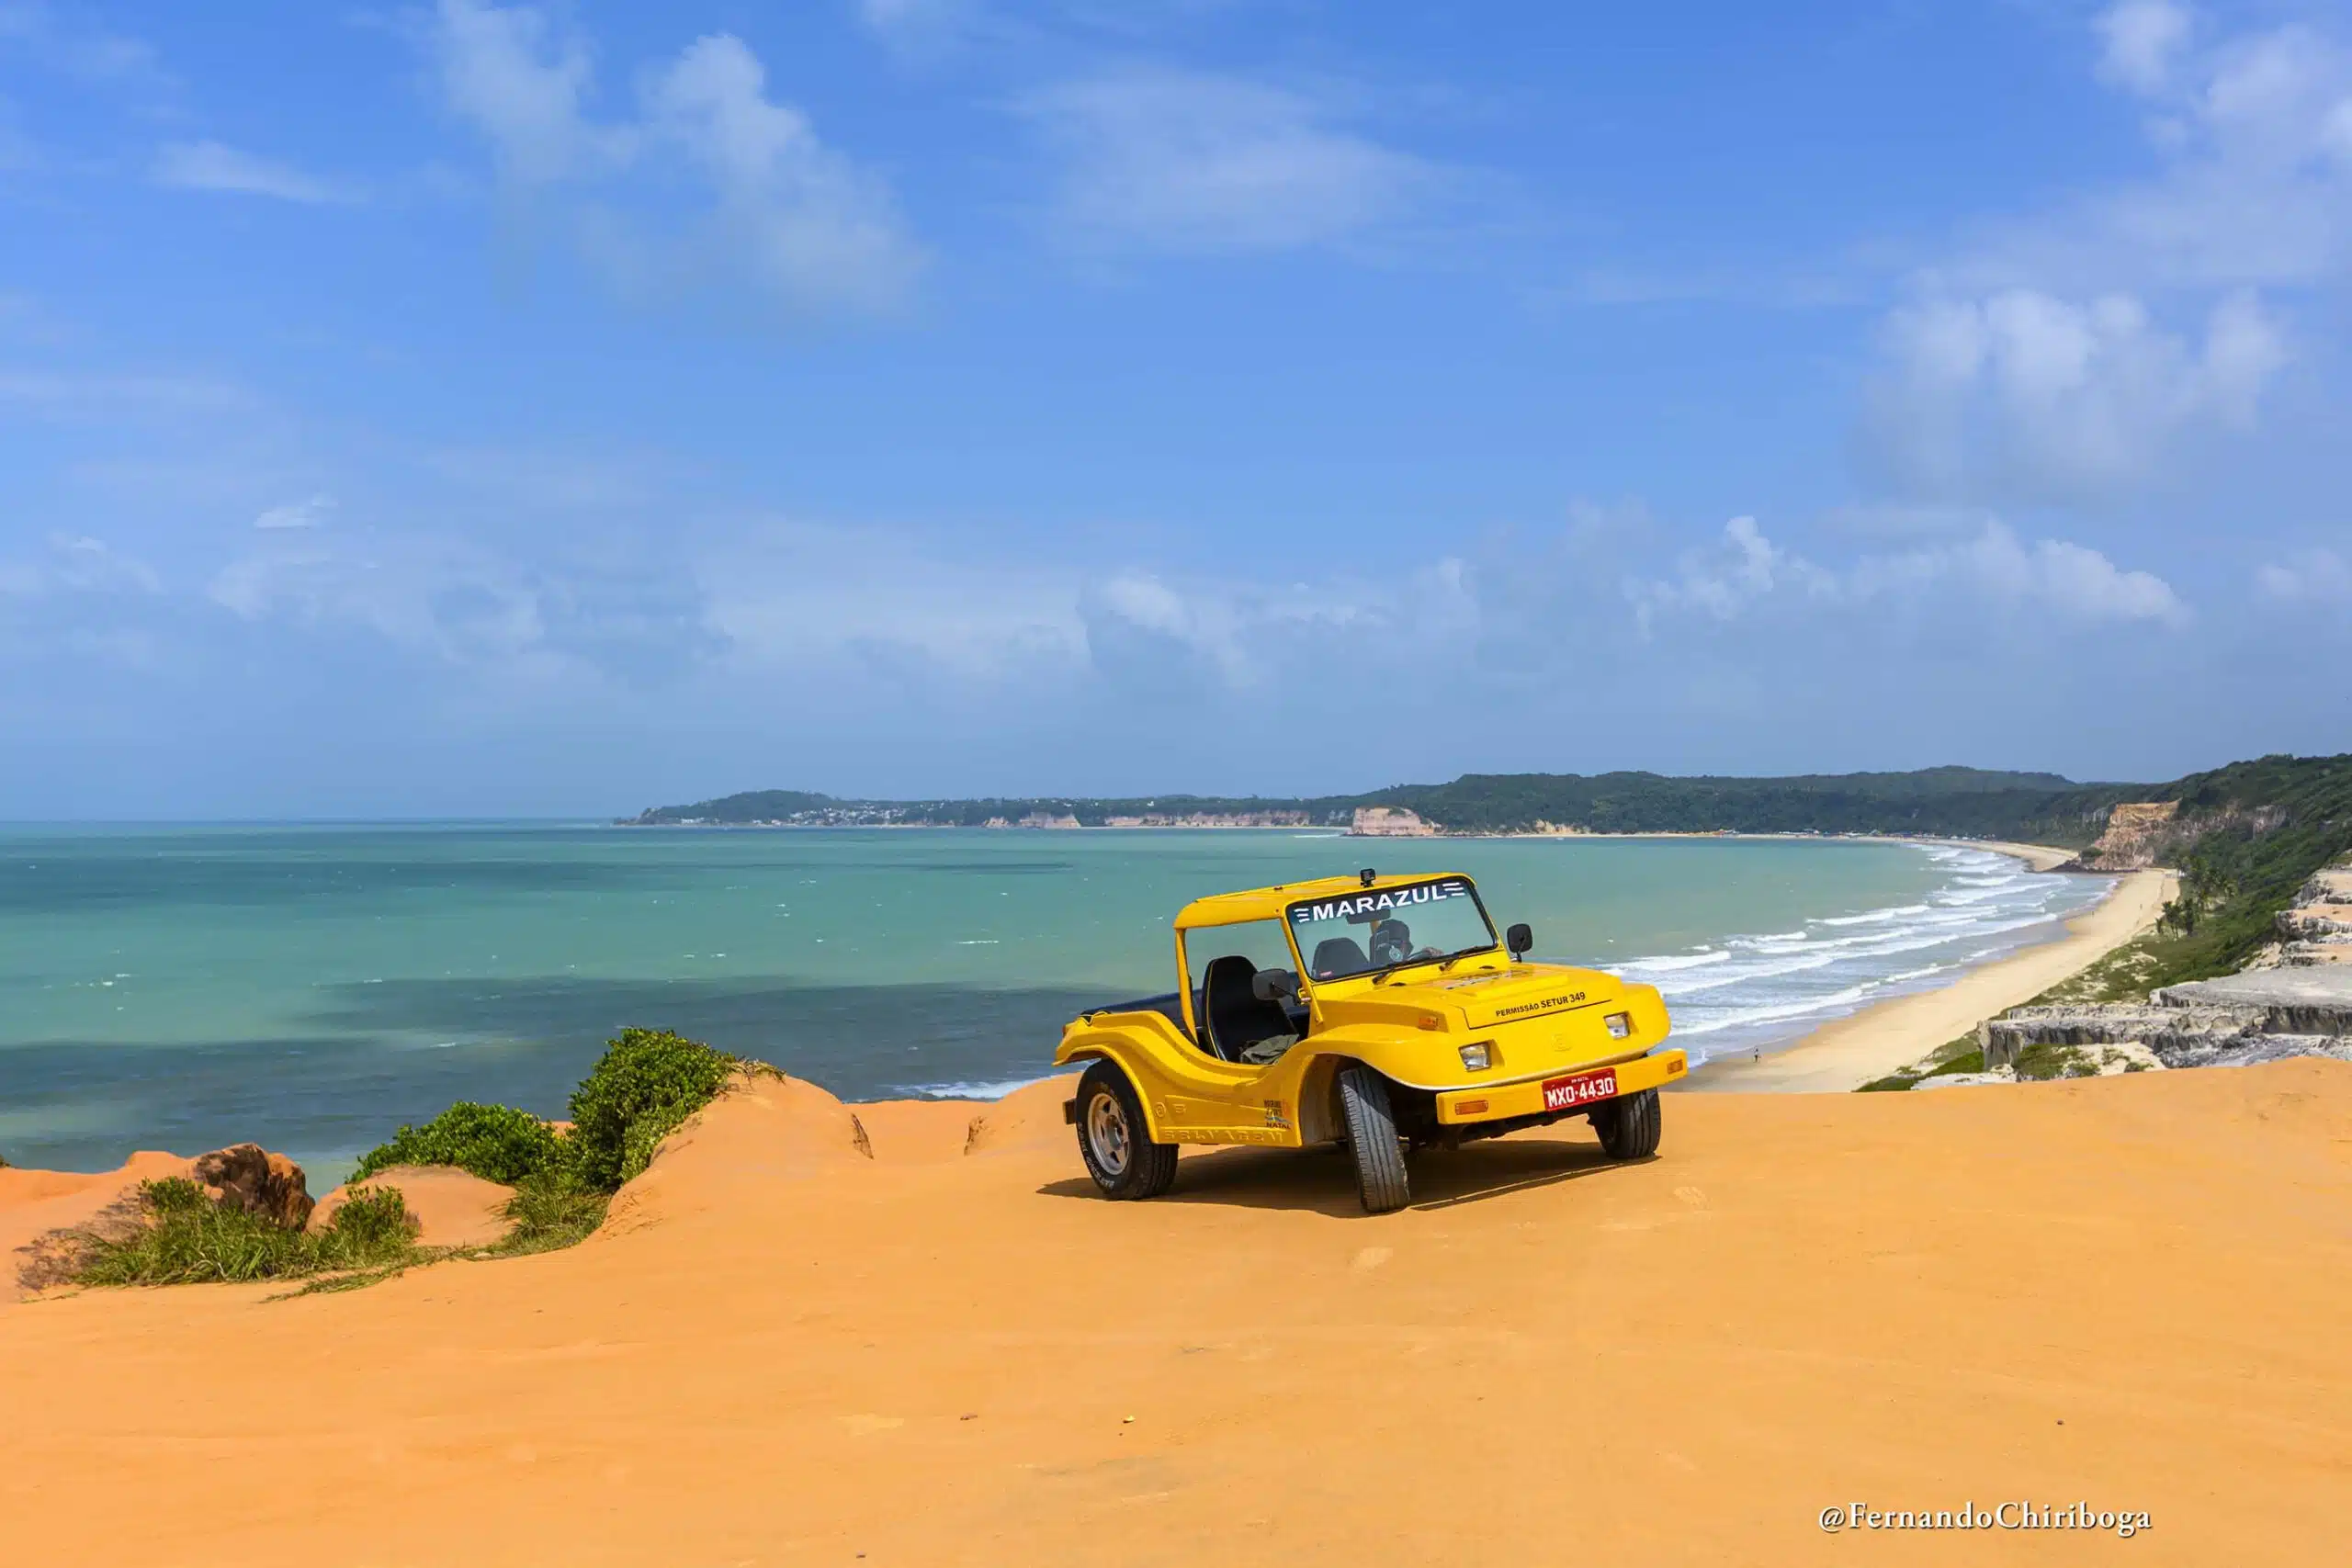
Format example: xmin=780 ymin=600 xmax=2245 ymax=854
xmin=1350 ymin=807 xmax=1435 ymax=838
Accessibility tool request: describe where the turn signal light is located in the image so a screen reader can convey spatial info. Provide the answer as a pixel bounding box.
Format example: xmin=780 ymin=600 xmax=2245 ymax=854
xmin=1455 ymin=1100 xmax=1489 ymax=1116
xmin=1604 ymin=1011 xmax=1633 ymax=1039
xmin=1417 ymin=1013 xmax=1444 ymax=1032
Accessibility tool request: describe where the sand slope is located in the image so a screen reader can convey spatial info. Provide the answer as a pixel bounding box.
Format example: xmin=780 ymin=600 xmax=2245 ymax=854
xmin=311 ymin=1166 xmax=519 ymax=1250
xmin=0 ymin=1151 xmax=192 ymax=1303
xmin=3 ymin=1064 xmax=2346 ymax=1565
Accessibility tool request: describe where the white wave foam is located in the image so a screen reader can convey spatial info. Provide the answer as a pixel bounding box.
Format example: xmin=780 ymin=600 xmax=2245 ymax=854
xmin=1815 ymin=903 xmax=1930 ymax=926
xmin=1620 ymin=948 xmax=1731 ymax=974
xmin=1677 ymin=979 xmax=1883 ymax=1034
xmin=888 ymin=1076 xmax=1050 ymax=1101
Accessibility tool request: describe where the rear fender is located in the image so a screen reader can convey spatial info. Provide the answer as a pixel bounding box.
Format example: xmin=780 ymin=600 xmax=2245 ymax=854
xmin=1055 ymin=1042 xmax=1177 ymax=1143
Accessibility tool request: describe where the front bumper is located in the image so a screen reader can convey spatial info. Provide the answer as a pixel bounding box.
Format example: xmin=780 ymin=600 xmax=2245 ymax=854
xmin=1433 ymin=1047 xmax=1687 ymax=1126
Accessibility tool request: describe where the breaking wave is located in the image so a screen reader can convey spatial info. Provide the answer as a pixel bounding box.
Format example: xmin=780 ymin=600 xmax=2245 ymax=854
xmin=1604 ymin=846 xmax=2113 ymax=1066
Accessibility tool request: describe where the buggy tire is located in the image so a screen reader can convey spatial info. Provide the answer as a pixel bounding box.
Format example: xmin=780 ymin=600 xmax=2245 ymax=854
xmin=1075 ymin=1061 xmax=1178 ymax=1200
xmin=1337 ymin=1065 xmax=1410 ymax=1214
xmin=1591 ymin=1087 xmax=1662 ymax=1160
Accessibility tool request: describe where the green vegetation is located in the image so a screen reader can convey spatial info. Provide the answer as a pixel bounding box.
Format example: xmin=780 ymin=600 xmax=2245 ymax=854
xmin=628 ymin=766 xmax=2135 ymax=839
xmin=60 ymin=1028 xmax=751 ymax=1293
xmin=492 ymin=1175 xmax=611 ymax=1258
xmin=1374 ymin=768 xmax=2129 ymax=841
xmin=352 ymin=1100 xmax=566 ymax=1186
xmin=567 ymin=1027 xmax=751 ymax=1188
xmin=71 ymin=1179 xmax=421 ymax=1287
xmin=2050 ymin=754 xmax=2352 ymax=1002
xmin=1858 ymin=1033 xmax=1984 ymax=1092
xmin=1859 ymin=755 xmax=2352 ymax=1091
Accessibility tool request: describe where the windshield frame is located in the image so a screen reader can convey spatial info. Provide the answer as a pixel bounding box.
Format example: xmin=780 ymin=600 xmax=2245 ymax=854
xmin=1283 ymin=875 xmax=1501 ymax=984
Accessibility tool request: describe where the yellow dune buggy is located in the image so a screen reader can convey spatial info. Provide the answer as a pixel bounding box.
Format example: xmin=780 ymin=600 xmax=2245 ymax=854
xmin=1057 ymin=869 xmax=1684 ymax=1213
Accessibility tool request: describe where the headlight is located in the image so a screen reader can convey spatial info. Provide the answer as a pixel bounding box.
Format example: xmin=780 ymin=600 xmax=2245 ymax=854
xmin=1459 ymin=1043 xmax=1493 ymax=1071
xmin=1604 ymin=1011 xmax=1633 ymax=1039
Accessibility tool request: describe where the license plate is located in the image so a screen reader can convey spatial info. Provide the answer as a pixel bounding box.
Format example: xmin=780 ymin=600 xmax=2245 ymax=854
xmin=1542 ymin=1067 xmax=1618 ymax=1111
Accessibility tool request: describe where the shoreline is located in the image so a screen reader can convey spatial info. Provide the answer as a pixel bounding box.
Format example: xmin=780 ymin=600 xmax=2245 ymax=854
xmin=1689 ymin=859 xmax=2177 ymax=1095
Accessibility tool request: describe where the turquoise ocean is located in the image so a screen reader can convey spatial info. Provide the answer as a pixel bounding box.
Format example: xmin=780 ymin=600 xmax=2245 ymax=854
xmin=0 ymin=826 xmax=2111 ymax=1178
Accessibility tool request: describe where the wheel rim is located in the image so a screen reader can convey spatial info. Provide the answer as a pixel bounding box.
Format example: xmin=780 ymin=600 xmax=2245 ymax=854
xmin=1085 ymin=1089 xmax=1131 ymax=1177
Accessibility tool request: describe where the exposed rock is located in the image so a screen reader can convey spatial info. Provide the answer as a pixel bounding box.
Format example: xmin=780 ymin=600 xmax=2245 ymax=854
xmin=2273 ymin=867 xmax=2352 ymax=966
xmin=2077 ymin=801 xmax=2178 ymax=870
xmin=190 ymin=1144 xmax=314 ymax=1229
xmin=1914 ymin=1068 xmax=2017 ymax=1090
xmin=1981 ymin=968 xmax=2352 ymax=1073
xmin=2155 ymin=967 xmax=2352 ymax=1032
xmin=1351 ymin=807 xmax=1434 ymax=838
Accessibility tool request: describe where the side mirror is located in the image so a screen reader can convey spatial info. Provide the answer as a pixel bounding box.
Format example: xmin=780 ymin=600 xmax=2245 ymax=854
xmin=1506 ymin=923 xmax=1533 ymax=958
xmin=1251 ymin=968 xmax=1300 ymax=1004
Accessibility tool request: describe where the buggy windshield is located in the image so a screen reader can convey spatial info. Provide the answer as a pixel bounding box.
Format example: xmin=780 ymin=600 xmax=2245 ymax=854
xmin=1287 ymin=876 xmax=1498 ymax=982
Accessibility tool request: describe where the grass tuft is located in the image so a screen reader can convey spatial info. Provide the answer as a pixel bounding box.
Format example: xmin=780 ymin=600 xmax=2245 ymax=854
xmin=492 ymin=1171 xmax=612 ymax=1258
xmin=70 ymin=1179 xmax=423 ymax=1287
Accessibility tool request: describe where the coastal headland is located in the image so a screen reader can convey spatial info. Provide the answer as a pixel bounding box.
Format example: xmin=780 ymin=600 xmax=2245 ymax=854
xmin=4 ymin=1062 xmax=2346 ymax=1563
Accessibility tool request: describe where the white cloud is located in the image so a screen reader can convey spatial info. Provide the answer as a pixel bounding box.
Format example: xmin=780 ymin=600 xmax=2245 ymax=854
xmin=1017 ymin=67 xmax=1460 ymax=254
xmin=1627 ymin=515 xmax=2188 ymax=633
xmin=2096 ymin=1 xmax=2192 ymax=96
xmin=1928 ymin=524 xmax=2187 ymax=626
xmin=698 ymin=522 xmax=1083 ymax=686
xmin=1081 ymin=560 xmax=1458 ymax=686
xmin=1957 ymin=10 xmax=2352 ymax=296
xmin=208 ymin=532 xmax=559 ymax=674
xmin=431 ymin=0 xmax=614 ymax=184
xmin=427 ymin=1 xmax=921 ymax=314
xmin=636 ymin=36 xmax=921 ymax=311
xmin=0 ymin=533 xmax=160 ymax=599
xmin=1863 ymin=287 xmax=2285 ymax=501
xmin=193 ymin=504 xmax=1487 ymax=699
xmin=0 ymin=367 xmax=251 ymax=414
xmin=2256 ymin=547 xmax=2352 ymax=610
xmin=0 ymin=3 xmax=171 ymax=92
xmin=854 ymin=0 xmax=978 ymax=51
xmin=153 ymin=141 xmax=352 ymax=204
xmin=254 ymin=494 xmax=334 ymax=530
xmin=1626 ymin=515 xmax=1835 ymax=631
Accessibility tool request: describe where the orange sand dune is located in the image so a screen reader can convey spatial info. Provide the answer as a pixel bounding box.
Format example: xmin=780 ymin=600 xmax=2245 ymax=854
xmin=4 ymin=1064 xmax=2348 ymax=1565
xmin=311 ymin=1165 xmax=519 ymax=1250
xmin=0 ymin=1151 xmax=190 ymax=1303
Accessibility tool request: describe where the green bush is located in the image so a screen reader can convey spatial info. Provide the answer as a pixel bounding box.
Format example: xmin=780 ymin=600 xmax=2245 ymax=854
xmin=351 ymin=1100 xmax=565 ymax=1186
xmin=566 ymin=1027 xmax=745 ymax=1190
xmin=318 ymin=1185 xmax=422 ymax=1259
xmin=72 ymin=1178 xmax=421 ymax=1286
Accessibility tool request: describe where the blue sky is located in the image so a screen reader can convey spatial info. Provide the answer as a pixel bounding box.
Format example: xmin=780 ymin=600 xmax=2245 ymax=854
xmin=3 ymin=0 xmax=2347 ymax=817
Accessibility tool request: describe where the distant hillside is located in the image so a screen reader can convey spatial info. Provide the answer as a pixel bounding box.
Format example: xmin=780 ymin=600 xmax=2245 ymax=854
xmin=1363 ymin=768 xmax=2132 ymax=842
xmin=627 ymin=765 xmax=2133 ymax=841
xmin=632 ymin=754 xmax=2352 ymax=1001
xmin=627 ymin=791 xmax=1361 ymax=829
xmin=2076 ymin=752 xmax=2352 ymax=986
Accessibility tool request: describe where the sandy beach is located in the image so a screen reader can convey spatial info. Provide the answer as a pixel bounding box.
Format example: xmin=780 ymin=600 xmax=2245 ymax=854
xmin=3 ymin=1061 xmax=2346 ymax=1565
xmin=1692 ymin=858 xmax=2176 ymax=1094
